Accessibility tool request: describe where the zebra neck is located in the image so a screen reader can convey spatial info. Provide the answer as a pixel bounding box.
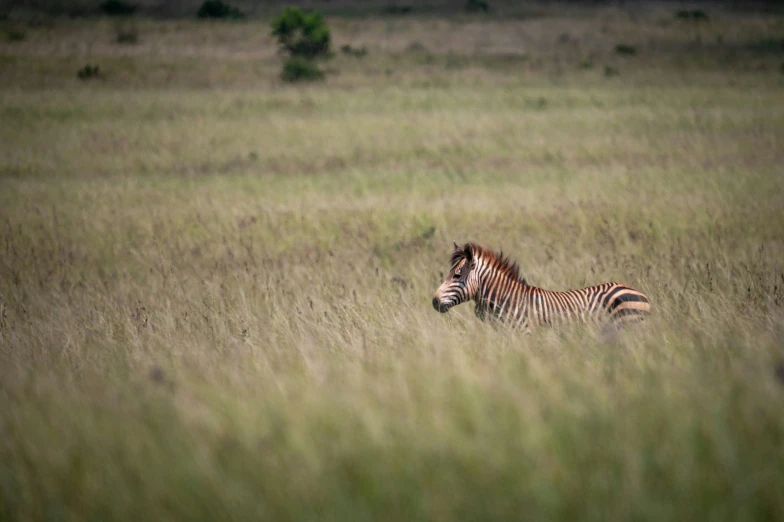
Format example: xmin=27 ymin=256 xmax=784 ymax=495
xmin=475 ymin=271 xmax=529 ymax=320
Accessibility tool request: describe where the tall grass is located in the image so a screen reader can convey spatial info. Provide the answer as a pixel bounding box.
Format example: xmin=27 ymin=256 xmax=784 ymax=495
xmin=1 ymin=3 xmax=784 ymax=521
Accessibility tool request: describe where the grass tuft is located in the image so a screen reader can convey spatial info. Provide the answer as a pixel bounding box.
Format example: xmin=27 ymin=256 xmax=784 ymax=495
xmin=76 ymin=64 xmax=101 ymax=79
xmin=615 ymin=44 xmax=637 ymax=56
xmin=341 ymin=44 xmax=368 ymax=57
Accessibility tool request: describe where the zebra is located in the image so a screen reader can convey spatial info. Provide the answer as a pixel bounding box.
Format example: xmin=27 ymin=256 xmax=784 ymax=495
xmin=432 ymin=242 xmax=651 ymax=332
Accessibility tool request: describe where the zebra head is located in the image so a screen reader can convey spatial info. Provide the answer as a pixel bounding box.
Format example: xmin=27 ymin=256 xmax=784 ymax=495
xmin=432 ymin=242 xmax=480 ymax=313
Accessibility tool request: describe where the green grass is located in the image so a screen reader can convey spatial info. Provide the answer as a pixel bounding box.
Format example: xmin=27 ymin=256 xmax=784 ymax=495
xmin=1 ymin=3 xmax=784 ymax=521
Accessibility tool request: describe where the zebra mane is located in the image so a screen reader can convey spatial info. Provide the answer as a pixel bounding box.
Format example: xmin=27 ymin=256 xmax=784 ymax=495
xmin=451 ymin=242 xmax=529 ymax=286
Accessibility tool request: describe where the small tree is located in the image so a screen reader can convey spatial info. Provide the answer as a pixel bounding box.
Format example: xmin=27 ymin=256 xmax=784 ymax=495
xmin=272 ymin=7 xmax=331 ymax=60
xmin=271 ymin=7 xmax=331 ymax=82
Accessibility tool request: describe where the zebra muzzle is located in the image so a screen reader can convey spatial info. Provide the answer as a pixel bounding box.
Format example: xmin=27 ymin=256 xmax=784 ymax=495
xmin=432 ymin=297 xmax=450 ymax=313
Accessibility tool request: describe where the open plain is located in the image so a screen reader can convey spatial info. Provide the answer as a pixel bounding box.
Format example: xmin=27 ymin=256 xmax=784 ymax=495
xmin=1 ymin=2 xmax=784 ymax=520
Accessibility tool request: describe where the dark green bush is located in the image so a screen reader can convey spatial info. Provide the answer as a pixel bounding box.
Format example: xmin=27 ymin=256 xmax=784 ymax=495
xmin=100 ymin=0 xmax=136 ymax=17
xmin=77 ymin=64 xmax=101 ymax=80
xmin=604 ymin=65 xmax=619 ymax=77
xmin=615 ymin=44 xmax=637 ymax=56
xmin=197 ymin=0 xmax=244 ymax=20
xmin=271 ymin=7 xmax=331 ymax=59
xmin=281 ymin=56 xmax=324 ymax=83
xmin=465 ymin=0 xmax=490 ymax=13
xmin=272 ymin=7 xmax=332 ymax=83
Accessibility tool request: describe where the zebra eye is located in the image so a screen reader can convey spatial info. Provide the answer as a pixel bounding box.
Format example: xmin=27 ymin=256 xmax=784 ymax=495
xmin=454 ymin=269 xmax=461 ymax=277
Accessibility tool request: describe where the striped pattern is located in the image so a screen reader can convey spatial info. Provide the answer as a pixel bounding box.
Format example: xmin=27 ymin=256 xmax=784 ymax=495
xmin=432 ymin=242 xmax=650 ymax=331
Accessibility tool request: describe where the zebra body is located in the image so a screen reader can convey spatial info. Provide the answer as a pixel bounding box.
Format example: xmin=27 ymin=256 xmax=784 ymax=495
xmin=432 ymin=242 xmax=650 ymax=331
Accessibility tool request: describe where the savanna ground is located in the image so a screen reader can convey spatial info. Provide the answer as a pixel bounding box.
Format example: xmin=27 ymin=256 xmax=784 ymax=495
xmin=1 ymin=1 xmax=784 ymax=520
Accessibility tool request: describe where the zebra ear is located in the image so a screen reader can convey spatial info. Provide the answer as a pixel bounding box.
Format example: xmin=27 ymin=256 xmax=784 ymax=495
xmin=463 ymin=244 xmax=473 ymax=262
xmin=453 ymin=241 xmax=461 ymax=251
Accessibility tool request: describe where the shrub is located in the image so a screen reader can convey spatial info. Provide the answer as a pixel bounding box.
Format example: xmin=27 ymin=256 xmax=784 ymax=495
xmin=465 ymin=0 xmax=490 ymax=13
xmin=271 ymin=7 xmax=331 ymax=59
xmin=272 ymin=6 xmax=332 ymax=83
xmin=604 ymin=65 xmax=619 ymax=77
xmin=615 ymin=44 xmax=637 ymax=56
xmin=197 ymin=0 xmax=244 ymax=20
xmin=100 ymin=0 xmax=137 ymax=17
xmin=77 ymin=64 xmax=101 ymax=80
xmin=281 ymin=56 xmax=324 ymax=83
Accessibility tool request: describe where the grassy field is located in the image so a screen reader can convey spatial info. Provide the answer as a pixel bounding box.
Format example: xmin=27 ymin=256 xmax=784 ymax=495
xmin=2 ymin=2 xmax=784 ymax=520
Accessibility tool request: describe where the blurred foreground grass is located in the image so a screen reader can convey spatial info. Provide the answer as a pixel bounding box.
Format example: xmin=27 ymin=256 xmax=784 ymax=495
xmin=1 ymin=3 xmax=784 ymax=521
